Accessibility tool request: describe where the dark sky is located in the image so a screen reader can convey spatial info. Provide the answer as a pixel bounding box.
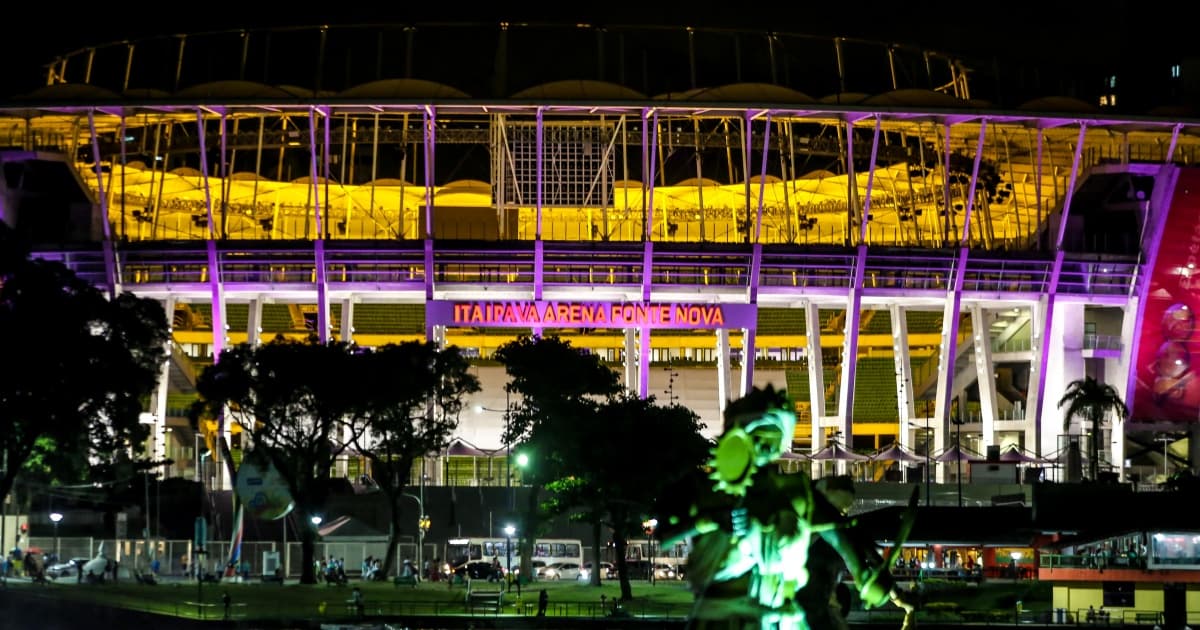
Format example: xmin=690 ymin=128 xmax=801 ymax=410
xmin=0 ymin=2 xmax=1185 ymax=97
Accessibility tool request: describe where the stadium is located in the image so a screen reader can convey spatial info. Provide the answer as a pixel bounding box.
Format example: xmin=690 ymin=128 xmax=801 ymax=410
xmin=2 ymin=22 xmax=1197 ymax=499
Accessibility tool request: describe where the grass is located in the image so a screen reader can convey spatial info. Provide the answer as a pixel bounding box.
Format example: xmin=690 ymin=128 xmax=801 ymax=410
xmin=7 ymin=576 xmax=1052 ymax=623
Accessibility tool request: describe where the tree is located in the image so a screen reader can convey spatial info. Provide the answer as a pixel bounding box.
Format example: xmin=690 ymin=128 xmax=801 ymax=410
xmin=191 ymin=337 xmax=363 ymax=584
xmin=353 ymin=341 xmax=479 ymax=577
xmin=0 ymin=246 xmax=168 ymax=518
xmin=1058 ymin=376 xmax=1129 ymax=481
xmin=493 ymin=335 xmax=622 ymax=582
xmin=547 ymin=393 xmax=710 ymax=599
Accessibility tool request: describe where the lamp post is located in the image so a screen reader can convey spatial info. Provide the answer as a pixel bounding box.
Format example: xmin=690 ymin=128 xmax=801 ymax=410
xmin=643 ymin=518 xmax=658 ymax=586
xmin=402 ymin=493 xmax=425 ymax=576
xmin=475 ymin=396 xmax=516 ymax=510
xmin=664 ymin=366 xmax=680 ymax=405
xmin=952 ymin=417 xmax=965 ymax=508
xmin=49 ymin=512 xmax=63 ymax=561
xmin=503 ymin=524 xmax=515 ymax=592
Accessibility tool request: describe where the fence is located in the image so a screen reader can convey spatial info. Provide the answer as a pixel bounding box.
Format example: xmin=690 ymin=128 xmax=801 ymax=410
xmin=25 ymin=537 xmax=432 ymax=579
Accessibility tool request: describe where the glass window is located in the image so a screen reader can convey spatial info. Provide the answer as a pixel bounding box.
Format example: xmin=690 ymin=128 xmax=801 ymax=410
xmin=1102 ymin=581 xmax=1135 ymax=607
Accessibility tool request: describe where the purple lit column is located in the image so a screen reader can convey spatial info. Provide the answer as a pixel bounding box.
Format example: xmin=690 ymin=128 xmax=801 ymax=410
xmin=960 ymin=121 xmax=988 ymax=247
xmin=423 ymin=106 xmax=437 ymax=341
xmin=1121 ymin=127 xmax=1180 ymax=471
xmin=836 ymin=246 xmax=867 ymax=460
xmin=534 ymin=107 xmax=545 ymax=301
xmin=87 ymin=110 xmax=118 ymax=299
xmin=197 ymin=107 xmax=230 ymax=491
xmin=1031 ymin=124 xmax=1087 ymax=457
xmin=753 ymin=111 xmax=772 ymax=243
xmin=639 ymin=327 xmax=651 ymax=399
xmin=859 ymin=116 xmax=882 ymax=244
xmin=196 ymin=109 xmax=226 ymax=361
xmin=310 ymin=107 xmax=331 ymax=344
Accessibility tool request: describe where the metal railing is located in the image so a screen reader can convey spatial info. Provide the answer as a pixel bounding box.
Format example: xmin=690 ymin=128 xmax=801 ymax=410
xmin=33 ymin=241 xmax=1141 ymax=302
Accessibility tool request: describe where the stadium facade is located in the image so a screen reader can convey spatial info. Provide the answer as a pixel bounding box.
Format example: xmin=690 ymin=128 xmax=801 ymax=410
xmin=3 ymin=23 xmax=1198 ymax=492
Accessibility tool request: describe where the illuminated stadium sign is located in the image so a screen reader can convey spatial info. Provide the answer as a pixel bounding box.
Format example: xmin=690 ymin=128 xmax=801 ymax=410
xmin=427 ymin=301 xmax=756 ymax=329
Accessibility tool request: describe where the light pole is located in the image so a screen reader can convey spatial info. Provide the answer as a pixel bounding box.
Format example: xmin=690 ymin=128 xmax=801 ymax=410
xmin=643 ymin=518 xmax=658 ymax=586
xmin=49 ymin=512 xmax=63 ymax=561
xmin=664 ymin=365 xmax=680 ymax=405
xmin=1156 ymin=434 xmax=1173 ymax=483
xmin=402 ymin=493 xmax=425 ymax=575
xmin=952 ymin=417 xmax=965 ymax=508
xmin=503 ymin=524 xmax=515 ymax=592
xmin=475 ymin=396 xmax=515 ymax=509
xmin=514 ymin=452 xmax=529 ymax=512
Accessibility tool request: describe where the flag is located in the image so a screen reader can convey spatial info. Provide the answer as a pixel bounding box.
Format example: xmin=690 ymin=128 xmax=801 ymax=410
xmin=225 ymin=505 xmax=244 ymax=577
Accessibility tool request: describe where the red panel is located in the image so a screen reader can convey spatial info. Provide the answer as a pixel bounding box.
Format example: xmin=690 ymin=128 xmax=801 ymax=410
xmin=1132 ymin=169 xmax=1200 ymax=424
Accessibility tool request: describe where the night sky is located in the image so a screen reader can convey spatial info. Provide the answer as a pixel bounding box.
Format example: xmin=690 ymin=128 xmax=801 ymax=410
xmin=0 ymin=1 xmax=1187 ymax=100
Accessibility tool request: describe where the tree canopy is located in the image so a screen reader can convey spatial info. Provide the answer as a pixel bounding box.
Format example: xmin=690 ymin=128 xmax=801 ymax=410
xmin=1058 ymin=376 xmax=1129 ymax=481
xmin=352 ymin=341 xmax=480 ymax=575
xmin=0 ymin=239 xmax=168 ymax=513
xmin=494 ymin=335 xmax=710 ymax=598
xmin=192 ymin=336 xmax=364 ymax=584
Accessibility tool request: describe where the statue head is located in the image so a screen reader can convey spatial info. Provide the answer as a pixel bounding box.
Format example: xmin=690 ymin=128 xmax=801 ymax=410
xmin=708 ymin=385 xmax=797 ymax=495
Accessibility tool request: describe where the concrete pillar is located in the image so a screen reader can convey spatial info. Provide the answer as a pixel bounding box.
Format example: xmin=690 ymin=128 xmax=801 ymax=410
xmin=1042 ymin=302 xmax=1087 ymax=461
xmin=624 ymin=329 xmax=637 ymax=392
xmin=716 ymin=329 xmax=732 ymax=414
xmin=971 ymin=305 xmax=999 ymax=449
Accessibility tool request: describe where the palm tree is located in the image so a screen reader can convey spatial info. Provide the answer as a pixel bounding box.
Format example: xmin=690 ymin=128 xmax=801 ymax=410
xmin=1058 ymin=377 xmax=1129 ymax=481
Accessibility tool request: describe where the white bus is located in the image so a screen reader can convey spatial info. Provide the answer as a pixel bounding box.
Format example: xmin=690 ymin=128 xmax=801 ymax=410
xmin=444 ymin=536 xmax=584 ymax=577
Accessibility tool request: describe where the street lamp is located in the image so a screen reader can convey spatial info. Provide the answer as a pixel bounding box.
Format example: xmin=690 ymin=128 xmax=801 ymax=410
xmin=49 ymin=512 xmax=63 ymax=560
xmin=952 ymin=417 xmax=965 ymax=508
xmin=475 ymin=395 xmax=515 ymax=509
xmin=503 ymin=524 xmax=516 ymax=592
xmin=403 ymin=493 xmax=425 ymax=576
xmin=310 ymin=515 xmax=322 ymax=527
xmin=1156 ymin=433 xmax=1173 ymax=483
xmin=643 ymin=518 xmax=658 ymax=585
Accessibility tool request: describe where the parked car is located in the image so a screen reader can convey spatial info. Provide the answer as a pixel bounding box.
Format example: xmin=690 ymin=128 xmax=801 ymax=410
xmin=653 ymin=563 xmax=681 ymax=580
xmin=540 ymin=562 xmax=581 ymax=580
xmin=578 ymin=561 xmax=615 ymax=581
xmin=578 ymin=559 xmax=614 ymax=580
xmin=453 ymin=561 xmax=499 ymax=581
xmin=46 ymin=558 xmax=89 ymax=579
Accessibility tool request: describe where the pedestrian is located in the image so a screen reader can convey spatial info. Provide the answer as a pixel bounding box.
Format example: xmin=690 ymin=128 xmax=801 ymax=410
xmin=222 ymin=591 xmax=231 ymax=620
xmin=350 ymin=586 xmax=365 ymax=617
xmin=537 ymin=589 xmax=549 ymax=617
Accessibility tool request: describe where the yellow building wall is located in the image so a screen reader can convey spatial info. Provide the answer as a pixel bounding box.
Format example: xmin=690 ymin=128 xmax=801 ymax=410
xmin=1053 ymin=582 xmax=1179 ymax=621
xmin=1137 ymin=584 xmax=1165 ymax=613
xmin=1188 ymin=589 xmax=1200 ymax=613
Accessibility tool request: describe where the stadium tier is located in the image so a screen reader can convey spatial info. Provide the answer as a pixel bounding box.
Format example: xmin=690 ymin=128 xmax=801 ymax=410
xmin=3 ymin=24 xmax=1197 ymax=489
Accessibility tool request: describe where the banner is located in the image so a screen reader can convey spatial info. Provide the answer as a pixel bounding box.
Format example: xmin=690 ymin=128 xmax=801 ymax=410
xmin=1131 ymin=169 xmax=1200 ymax=423
xmin=427 ymin=300 xmax=757 ymax=330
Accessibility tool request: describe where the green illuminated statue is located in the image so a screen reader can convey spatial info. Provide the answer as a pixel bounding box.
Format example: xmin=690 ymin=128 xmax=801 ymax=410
xmin=662 ymin=385 xmax=916 ymax=630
